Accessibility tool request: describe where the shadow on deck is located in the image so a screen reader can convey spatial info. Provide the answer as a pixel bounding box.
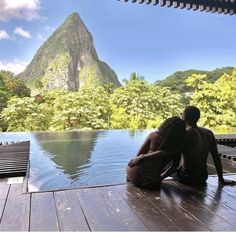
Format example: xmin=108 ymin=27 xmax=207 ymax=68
xmin=0 ymin=174 xmax=236 ymax=231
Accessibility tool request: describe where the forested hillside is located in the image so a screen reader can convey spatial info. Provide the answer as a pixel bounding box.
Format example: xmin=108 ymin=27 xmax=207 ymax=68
xmin=156 ymin=67 xmax=235 ymax=93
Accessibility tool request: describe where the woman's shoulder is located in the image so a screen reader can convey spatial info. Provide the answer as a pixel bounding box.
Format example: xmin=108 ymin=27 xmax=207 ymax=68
xmin=148 ymin=130 xmax=160 ymax=139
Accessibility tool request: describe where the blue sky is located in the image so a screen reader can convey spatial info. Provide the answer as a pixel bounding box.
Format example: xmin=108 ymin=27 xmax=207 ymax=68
xmin=0 ymin=0 xmax=236 ymax=83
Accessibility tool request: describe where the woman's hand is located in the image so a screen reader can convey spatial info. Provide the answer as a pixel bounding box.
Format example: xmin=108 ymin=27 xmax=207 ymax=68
xmin=128 ymin=155 xmax=143 ymax=167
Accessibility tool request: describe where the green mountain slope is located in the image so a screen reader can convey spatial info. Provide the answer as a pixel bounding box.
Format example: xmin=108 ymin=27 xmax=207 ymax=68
xmin=156 ymin=67 xmax=235 ymax=93
xmin=19 ymin=12 xmax=121 ymax=91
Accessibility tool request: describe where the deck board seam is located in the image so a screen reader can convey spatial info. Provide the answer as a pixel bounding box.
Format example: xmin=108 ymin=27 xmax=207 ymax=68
xmin=73 ymin=190 xmax=92 ymax=232
xmin=160 ymin=182 xmax=224 ymax=230
xmin=138 ymin=187 xmax=211 ymax=231
xmin=28 ymin=193 xmax=32 ymax=232
xmin=0 ymin=183 xmax=11 ymax=225
xmin=27 ymin=183 xmax=127 ymax=194
xmin=116 ymin=186 xmax=181 ymax=231
xmin=96 ymin=187 xmax=150 ymax=231
xmin=207 ymin=182 xmax=236 ymax=198
xmin=203 ymin=188 xmax=236 ymax=213
xmin=52 ymin=192 xmax=61 ymax=232
xmin=181 ymin=186 xmax=236 ymax=227
xmin=95 ymin=188 xmax=134 ymax=231
xmin=170 ymin=180 xmax=236 ymax=225
xmin=115 ymin=188 xmax=153 ymax=231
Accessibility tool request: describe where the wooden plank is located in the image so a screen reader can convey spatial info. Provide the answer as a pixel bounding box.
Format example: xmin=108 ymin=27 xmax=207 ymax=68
xmin=0 ymin=159 xmax=28 ymax=163
xmin=75 ymin=188 xmax=121 ymax=231
xmin=0 ymin=174 xmax=27 ymax=179
xmin=0 ymin=147 xmax=29 ymax=152
xmin=136 ymin=183 xmax=211 ymax=231
xmin=160 ymin=180 xmax=235 ymax=230
xmin=0 ymin=163 xmax=28 ymax=167
xmin=54 ymin=190 xmax=90 ymax=231
xmin=0 ymin=169 xmax=27 ymax=173
xmin=0 ymin=153 xmax=29 ymax=158
xmin=0 ymin=168 xmax=27 ymax=173
xmin=168 ymin=179 xmax=236 ymax=227
xmin=0 ymin=154 xmax=29 ymax=158
xmin=0 ymin=142 xmax=29 ymax=178
xmin=207 ymin=175 xmax=236 ymax=196
xmin=30 ymin=192 xmax=59 ymax=231
xmin=0 ymin=143 xmax=30 ymax=150
xmin=203 ymin=182 xmax=236 ymax=212
xmin=115 ymin=184 xmax=182 ymax=231
xmin=0 ymin=159 xmax=28 ymax=164
xmin=0 ymin=184 xmax=30 ymax=231
xmin=0 ymin=155 xmax=29 ymax=159
xmin=0 ymin=179 xmax=10 ymax=221
xmin=97 ymin=186 xmax=149 ymax=231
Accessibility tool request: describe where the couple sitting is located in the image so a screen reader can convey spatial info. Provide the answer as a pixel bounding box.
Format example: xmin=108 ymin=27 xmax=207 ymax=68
xmin=127 ymin=106 xmax=236 ymax=189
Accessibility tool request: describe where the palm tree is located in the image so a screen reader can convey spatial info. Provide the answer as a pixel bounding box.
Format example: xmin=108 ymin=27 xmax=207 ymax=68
xmin=123 ymin=72 xmax=145 ymax=84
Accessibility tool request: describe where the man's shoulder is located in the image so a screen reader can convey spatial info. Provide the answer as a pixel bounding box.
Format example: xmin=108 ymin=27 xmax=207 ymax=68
xmin=198 ymin=126 xmax=213 ymax=133
xmin=198 ymin=127 xmax=215 ymax=137
xmin=187 ymin=126 xmax=214 ymax=137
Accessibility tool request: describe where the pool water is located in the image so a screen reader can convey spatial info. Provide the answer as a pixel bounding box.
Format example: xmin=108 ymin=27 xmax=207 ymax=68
xmin=1 ymin=130 xmax=151 ymax=192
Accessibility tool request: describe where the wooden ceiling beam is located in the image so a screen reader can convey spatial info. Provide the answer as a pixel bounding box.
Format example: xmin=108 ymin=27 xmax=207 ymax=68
xmin=117 ymin=0 xmax=236 ymax=15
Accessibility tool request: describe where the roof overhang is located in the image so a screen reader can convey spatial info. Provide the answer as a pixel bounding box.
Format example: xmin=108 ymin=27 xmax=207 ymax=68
xmin=117 ymin=0 xmax=236 ymax=15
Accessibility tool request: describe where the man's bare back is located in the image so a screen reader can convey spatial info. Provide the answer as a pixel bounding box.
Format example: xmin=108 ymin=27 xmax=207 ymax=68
xmin=173 ymin=106 xmax=236 ymax=186
xmin=180 ymin=126 xmax=220 ymax=184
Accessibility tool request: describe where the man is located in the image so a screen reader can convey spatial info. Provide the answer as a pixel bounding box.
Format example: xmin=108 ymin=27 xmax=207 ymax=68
xmin=162 ymin=106 xmax=236 ymax=186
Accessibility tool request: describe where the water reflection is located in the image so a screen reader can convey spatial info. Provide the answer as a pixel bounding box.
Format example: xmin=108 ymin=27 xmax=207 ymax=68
xmin=1 ymin=130 xmax=150 ymax=192
xmin=35 ymin=131 xmax=100 ymax=178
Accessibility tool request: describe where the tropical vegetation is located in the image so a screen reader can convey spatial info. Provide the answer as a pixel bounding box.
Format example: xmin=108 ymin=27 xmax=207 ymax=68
xmin=0 ymin=69 xmax=235 ymax=132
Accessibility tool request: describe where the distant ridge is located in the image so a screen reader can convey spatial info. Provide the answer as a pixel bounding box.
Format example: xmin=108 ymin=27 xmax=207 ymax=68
xmin=19 ymin=12 xmax=121 ymax=91
xmin=156 ymin=67 xmax=235 ymax=93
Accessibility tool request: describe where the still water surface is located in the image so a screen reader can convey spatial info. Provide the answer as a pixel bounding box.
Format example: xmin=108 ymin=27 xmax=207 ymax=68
xmin=1 ymin=130 xmax=151 ymax=192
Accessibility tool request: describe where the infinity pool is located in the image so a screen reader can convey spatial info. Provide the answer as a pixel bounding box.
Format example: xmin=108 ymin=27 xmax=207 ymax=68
xmin=1 ymin=130 xmax=151 ymax=192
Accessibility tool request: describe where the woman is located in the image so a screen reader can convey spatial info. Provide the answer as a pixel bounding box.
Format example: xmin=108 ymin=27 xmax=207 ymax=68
xmin=127 ymin=116 xmax=186 ymax=189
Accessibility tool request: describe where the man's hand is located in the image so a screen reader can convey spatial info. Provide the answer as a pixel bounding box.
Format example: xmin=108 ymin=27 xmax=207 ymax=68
xmin=219 ymin=178 xmax=236 ymax=186
xmin=128 ymin=155 xmax=143 ymax=167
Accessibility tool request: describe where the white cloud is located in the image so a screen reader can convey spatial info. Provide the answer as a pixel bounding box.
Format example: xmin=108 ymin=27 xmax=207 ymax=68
xmin=0 ymin=30 xmax=10 ymax=40
xmin=14 ymin=26 xmax=32 ymax=39
xmin=0 ymin=0 xmax=40 ymax=21
xmin=0 ymin=60 xmax=28 ymax=74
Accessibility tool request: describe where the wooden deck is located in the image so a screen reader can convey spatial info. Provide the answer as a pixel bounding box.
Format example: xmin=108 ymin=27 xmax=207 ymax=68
xmin=207 ymin=144 xmax=236 ymax=174
xmin=216 ymin=134 xmax=236 ymax=147
xmin=0 ymin=141 xmax=30 ymax=178
xmin=0 ymin=174 xmax=236 ymax=231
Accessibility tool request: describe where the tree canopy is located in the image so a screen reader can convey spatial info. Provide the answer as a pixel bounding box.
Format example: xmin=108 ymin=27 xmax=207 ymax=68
xmin=0 ymin=69 xmax=235 ymax=132
xmin=156 ymin=67 xmax=235 ymax=93
xmin=186 ymin=70 xmax=236 ymax=128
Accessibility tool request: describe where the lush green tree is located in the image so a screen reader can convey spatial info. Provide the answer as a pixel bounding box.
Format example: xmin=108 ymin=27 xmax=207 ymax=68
xmin=49 ymin=87 xmax=110 ymax=131
xmin=0 ymin=90 xmax=9 ymax=131
xmin=110 ymin=78 xmax=184 ymax=129
xmin=186 ymin=70 xmax=236 ymax=128
xmin=0 ymin=70 xmax=30 ymax=97
xmin=1 ymin=97 xmax=50 ymax=131
xmin=0 ymin=71 xmax=31 ymax=131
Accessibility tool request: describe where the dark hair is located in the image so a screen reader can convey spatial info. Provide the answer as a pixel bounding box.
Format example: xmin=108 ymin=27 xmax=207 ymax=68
xmin=158 ymin=116 xmax=186 ymax=149
xmin=183 ymin=106 xmax=200 ymax=124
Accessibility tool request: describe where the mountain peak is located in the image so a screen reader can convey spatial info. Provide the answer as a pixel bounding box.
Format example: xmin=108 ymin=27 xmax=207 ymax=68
xmin=63 ymin=12 xmax=82 ymax=25
xmin=19 ymin=13 xmax=121 ymax=91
